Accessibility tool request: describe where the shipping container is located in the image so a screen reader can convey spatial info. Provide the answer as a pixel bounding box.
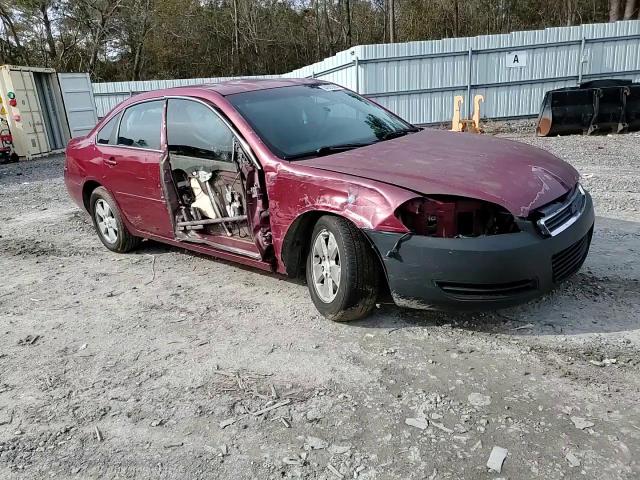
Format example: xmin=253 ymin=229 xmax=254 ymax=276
xmin=0 ymin=65 xmax=98 ymax=159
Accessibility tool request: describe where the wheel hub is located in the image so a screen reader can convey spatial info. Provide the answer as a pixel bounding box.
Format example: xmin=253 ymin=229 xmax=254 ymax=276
xmin=311 ymin=229 xmax=340 ymax=303
xmin=94 ymin=199 xmax=119 ymax=244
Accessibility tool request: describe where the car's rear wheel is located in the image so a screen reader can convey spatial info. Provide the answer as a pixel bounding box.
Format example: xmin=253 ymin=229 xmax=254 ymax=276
xmin=90 ymin=187 xmax=141 ymax=253
xmin=306 ymin=215 xmax=379 ymax=321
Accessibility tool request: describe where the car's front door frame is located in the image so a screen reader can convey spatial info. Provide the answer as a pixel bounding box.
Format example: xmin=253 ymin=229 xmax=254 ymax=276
xmin=161 ymin=95 xmax=272 ymax=259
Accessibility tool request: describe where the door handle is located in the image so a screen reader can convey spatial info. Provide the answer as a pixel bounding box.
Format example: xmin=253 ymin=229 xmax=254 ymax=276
xmin=103 ymin=156 xmax=117 ymax=166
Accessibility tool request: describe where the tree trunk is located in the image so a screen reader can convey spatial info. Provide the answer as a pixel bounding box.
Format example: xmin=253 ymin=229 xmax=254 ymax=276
xmin=232 ymin=0 xmax=240 ymax=58
xmin=88 ymin=18 xmax=107 ymax=74
xmin=314 ymin=0 xmax=321 ymax=58
xmin=566 ymin=0 xmax=575 ymax=25
xmin=453 ymin=0 xmax=459 ymax=36
xmin=40 ymin=3 xmax=57 ymax=59
xmin=323 ymin=0 xmax=334 ymax=55
xmin=623 ymin=0 xmax=637 ymax=18
xmin=345 ymin=0 xmax=352 ymax=46
xmin=388 ymin=0 xmax=395 ymax=42
xmin=609 ymin=0 xmax=621 ymax=21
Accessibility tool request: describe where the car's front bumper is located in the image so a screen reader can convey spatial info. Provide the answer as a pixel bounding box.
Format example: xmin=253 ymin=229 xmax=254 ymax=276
xmin=364 ymin=192 xmax=594 ymax=311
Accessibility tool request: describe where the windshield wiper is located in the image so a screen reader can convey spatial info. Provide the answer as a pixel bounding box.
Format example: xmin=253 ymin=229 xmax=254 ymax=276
xmin=380 ymin=127 xmax=421 ymax=141
xmin=315 ymin=143 xmax=371 ymax=156
xmin=286 ymin=143 xmax=371 ymax=160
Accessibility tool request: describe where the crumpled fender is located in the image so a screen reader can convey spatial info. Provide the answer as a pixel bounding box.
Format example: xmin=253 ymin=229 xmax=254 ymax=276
xmin=267 ymin=162 xmax=416 ymax=274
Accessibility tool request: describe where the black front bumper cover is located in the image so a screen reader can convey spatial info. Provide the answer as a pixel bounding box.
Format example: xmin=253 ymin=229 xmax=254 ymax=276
xmin=364 ymin=193 xmax=595 ymax=311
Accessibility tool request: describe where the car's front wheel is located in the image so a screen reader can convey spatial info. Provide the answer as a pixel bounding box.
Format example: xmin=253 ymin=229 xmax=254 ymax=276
xmin=306 ymin=215 xmax=380 ymax=321
xmin=90 ymin=187 xmax=141 ymax=253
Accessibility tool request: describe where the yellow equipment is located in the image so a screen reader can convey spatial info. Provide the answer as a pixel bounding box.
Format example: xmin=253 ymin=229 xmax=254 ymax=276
xmin=451 ymin=94 xmax=484 ymax=133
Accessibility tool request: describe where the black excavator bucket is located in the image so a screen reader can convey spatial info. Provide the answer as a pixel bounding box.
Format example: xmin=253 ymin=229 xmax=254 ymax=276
xmin=536 ymin=79 xmax=640 ymax=136
xmin=627 ymin=84 xmax=640 ymax=132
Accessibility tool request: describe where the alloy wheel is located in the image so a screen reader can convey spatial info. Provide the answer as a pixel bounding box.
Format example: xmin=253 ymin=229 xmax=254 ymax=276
xmin=94 ymin=199 xmax=118 ymax=244
xmin=311 ymin=229 xmax=341 ymax=303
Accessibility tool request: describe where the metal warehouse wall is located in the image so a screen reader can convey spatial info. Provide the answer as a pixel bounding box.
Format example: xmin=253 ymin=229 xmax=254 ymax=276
xmin=93 ymin=20 xmax=640 ymax=124
xmin=284 ymin=19 xmax=640 ymax=124
xmin=92 ymin=75 xmax=279 ymax=117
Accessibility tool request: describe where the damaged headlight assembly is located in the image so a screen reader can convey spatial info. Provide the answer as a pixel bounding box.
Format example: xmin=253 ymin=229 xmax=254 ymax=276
xmin=384 ymin=196 xmax=520 ymax=258
xmin=396 ymin=196 xmax=520 ymax=238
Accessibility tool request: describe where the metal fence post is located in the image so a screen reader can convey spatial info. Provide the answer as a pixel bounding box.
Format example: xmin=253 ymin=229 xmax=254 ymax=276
xmin=466 ymin=46 xmax=473 ymax=117
xmin=577 ymin=36 xmax=586 ymax=85
xmin=354 ymin=57 xmax=360 ymax=93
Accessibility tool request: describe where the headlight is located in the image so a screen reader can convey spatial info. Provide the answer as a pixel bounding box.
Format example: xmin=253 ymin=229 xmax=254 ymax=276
xmin=396 ymin=196 xmax=520 ymax=238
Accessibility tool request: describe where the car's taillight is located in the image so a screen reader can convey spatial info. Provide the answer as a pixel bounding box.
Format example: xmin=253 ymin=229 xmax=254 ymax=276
xmin=396 ymin=196 xmax=519 ymax=238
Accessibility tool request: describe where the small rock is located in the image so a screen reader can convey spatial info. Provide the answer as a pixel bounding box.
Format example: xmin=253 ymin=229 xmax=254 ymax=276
xmin=487 ymin=446 xmax=508 ymax=473
xmin=306 ymin=436 xmax=328 ymax=450
xmin=219 ymin=417 xmax=237 ymax=429
xmin=405 ymin=417 xmax=429 ymax=430
xmin=431 ymin=421 xmax=454 ymax=434
xmin=0 ymin=410 xmax=13 ymax=426
xmin=329 ymin=445 xmax=351 ymax=455
xmin=570 ymin=416 xmax=595 ymax=430
xmin=589 ymin=358 xmax=617 ymax=367
xmin=468 ymin=393 xmax=491 ymax=407
xmin=306 ymin=408 xmax=323 ymax=422
xmin=565 ymin=451 xmax=580 ymax=467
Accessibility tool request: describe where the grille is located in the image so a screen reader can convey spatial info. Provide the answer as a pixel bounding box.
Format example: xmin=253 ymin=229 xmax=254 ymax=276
xmin=537 ymin=184 xmax=586 ymax=237
xmin=436 ymin=279 xmax=537 ymax=299
xmin=543 ymin=200 xmax=576 ymax=232
xmin=552 ymin=229 xmax=592 ymax=283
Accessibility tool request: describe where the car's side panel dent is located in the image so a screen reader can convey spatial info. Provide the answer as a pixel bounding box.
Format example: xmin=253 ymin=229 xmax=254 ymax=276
xmin=267 ymin=162 xmax=415 ymax=275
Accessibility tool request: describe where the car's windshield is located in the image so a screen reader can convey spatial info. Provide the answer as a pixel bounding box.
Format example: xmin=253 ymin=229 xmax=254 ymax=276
xmin=227 ymin=84 xmax=416 ymax=159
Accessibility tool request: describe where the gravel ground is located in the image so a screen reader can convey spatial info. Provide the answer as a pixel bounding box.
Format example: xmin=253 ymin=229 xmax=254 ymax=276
xmin=0 ymin=131 xmax=639 ymax=479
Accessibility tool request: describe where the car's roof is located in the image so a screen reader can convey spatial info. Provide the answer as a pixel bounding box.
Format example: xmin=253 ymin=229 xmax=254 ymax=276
xmin=149 ymin=78 xmax=325 ymax=97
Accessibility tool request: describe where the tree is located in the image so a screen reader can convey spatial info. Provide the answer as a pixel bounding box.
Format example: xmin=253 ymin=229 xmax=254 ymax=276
xmin=0 ymin=0 xmax=625 ymax=81
xmin=623 ymin=0 xmax=638 ymax=18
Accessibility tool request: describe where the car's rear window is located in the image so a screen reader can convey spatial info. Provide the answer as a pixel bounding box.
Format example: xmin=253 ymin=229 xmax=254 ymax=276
xmin=227 ymin=84 xmax=411 ymax=159
xmin=96 ymin=113 xmax=120 ymax=145
xmin=117 ymin=100 xmax=163 ymax=150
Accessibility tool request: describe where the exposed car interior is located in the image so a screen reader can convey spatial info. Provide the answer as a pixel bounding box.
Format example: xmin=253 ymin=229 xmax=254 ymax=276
xmin=162 ymin=98 xmax=265 ymax=259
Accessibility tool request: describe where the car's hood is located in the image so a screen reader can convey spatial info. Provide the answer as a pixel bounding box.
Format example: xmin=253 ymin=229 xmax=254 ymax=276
xmin=299 ymin=129 xmax=579 ymax=217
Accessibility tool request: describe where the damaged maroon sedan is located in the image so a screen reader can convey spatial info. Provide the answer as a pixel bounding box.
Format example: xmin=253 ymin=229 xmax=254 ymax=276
xmin=65 ymin=79 xmax=594 ymax=321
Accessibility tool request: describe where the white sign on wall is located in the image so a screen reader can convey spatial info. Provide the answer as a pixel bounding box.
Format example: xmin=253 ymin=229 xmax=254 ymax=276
xmin=506 ymin=51 xmax=527 ymax=68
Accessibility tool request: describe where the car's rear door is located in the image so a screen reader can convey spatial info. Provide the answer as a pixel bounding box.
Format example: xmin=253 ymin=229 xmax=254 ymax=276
xmin=98 ymin=99 xmax=173 ymax=238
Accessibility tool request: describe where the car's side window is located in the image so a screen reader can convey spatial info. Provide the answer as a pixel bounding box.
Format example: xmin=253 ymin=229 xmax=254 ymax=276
xmin=117 ymin=101 xmax=163 ymax=150
xmin=166 ymin=99 xmax=234 ymax=162
xmin=96 ymin=113 xmax=121 ymax=145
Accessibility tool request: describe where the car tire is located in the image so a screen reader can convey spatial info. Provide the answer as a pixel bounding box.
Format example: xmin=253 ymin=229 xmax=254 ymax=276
xmin=306 ymin=215 xmax=380 ymax=321
xmin=89 ymin=187 xmax=141 ymax=253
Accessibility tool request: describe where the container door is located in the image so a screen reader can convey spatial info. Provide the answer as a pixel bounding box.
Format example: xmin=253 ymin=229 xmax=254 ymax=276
xmin=33 ymin=72 xmax=68 ymax=150
xmin=10 ymin=70 xmax=49 ymax=156
xmin=57 ymin=72 xmax=98 ymax=138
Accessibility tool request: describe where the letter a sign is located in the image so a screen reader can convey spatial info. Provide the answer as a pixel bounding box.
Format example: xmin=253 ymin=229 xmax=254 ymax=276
xmin=506 ymin=51 xmax=527 ymax=68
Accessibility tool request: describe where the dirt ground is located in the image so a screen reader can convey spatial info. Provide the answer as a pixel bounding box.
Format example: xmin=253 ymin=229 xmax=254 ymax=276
xmin=0 ymin=131 xmax=639 ymax=480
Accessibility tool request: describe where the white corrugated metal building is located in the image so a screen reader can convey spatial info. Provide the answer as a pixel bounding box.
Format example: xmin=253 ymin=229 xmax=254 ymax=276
xmin=92 ymin=75 xmax=280 ymax=119
xmin=282 ymin=19 xmax=640 ymax=123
